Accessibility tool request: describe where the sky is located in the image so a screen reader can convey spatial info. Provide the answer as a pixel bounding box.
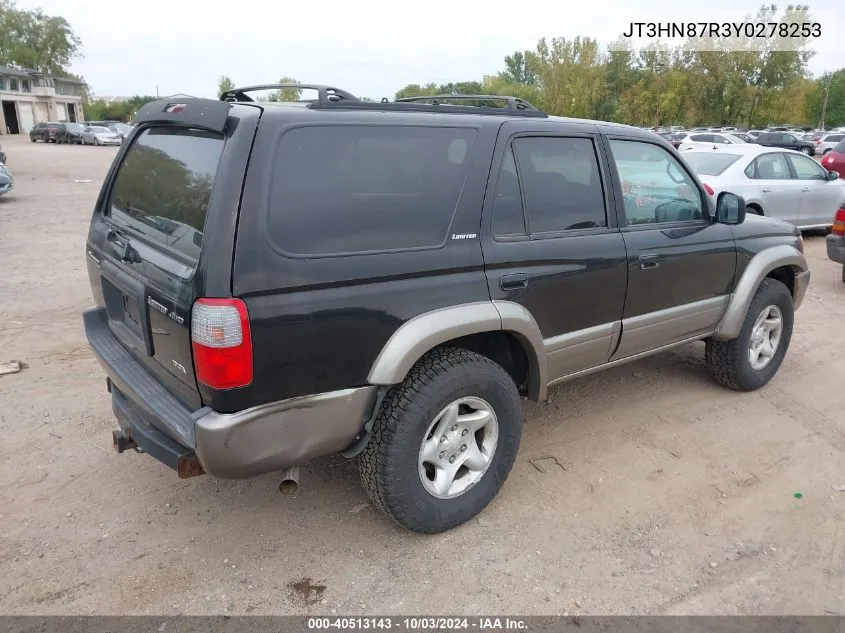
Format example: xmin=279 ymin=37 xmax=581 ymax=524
xmin=15 ymin=0 xmax=844 ymax=100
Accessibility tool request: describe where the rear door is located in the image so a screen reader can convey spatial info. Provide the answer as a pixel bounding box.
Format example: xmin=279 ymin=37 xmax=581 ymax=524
xmin=480 ymin=120 xmax=628 ymax=382
xmin=85 ymin=99 xmax=259 ymax=409
xmin=745 ymin=152 xmax=803 ymax=224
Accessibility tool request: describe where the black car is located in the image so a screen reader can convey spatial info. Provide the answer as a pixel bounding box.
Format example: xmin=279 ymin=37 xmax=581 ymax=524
xmin=755 ymin=131 xmax=816 ymax=155
xmin=29 ymin=122 xmax=60 ymax=143
xmin=56 ymin=122 xmax=86 ymax=144
xmin=82 ymin=84 xmax=811 ymax=533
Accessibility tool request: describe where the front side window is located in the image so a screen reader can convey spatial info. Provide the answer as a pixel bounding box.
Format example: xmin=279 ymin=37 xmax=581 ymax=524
xmin=268 ymin=125 xmax=478 ymax=256
xmin=608 ymin=139 xmax=705 ymax=225
xmin=786 ymin=153 xmax=827 ymax=180
xmin=108 ymin=126 xmax=225 ymax=260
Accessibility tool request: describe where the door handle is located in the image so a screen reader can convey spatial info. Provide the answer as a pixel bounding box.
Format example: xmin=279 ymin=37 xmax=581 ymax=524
xmin=761 ymin=188 xmax=773 ymax=192
xmin=500 ymin=273 xmax=528 ymax=291
xmin=639 ymin=254 xmax=660 ymax=270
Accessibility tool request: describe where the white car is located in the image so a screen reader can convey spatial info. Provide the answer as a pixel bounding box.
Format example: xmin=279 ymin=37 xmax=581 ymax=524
xmin=681 ymin=144 xmax=845 ymax=230
xmin=817 ymin=133 xmax=845 ymax=155
xmin=80 ymin=126 xmax=122 ymax=146
xmin=677 ymin=132 xmax=748 ymax=151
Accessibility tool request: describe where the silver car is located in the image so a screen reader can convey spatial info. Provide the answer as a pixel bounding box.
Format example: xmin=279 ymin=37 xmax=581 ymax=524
xmin=682 ymin=144 xmax=845 ymax=229
xmin=817 ymin=133 xmax=845 ymax=155
xmin=80 ymin=126 xmax=122 ymax=146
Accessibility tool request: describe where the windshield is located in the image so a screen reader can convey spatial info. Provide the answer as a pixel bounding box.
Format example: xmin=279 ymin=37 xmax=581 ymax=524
xmin=67 ymin=124 xmax=84 ymax=131
xmin=725 ymin=134 xmax=748 ymax=144
xmin=89 ymin=126 xmax=112 ymax=134
xmin=682 ymin=152 xmax=742 ymax=176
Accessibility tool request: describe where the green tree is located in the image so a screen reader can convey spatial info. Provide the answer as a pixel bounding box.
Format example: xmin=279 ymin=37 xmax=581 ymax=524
xmin=259 ymin=77 xmax=302 ymax=102
xmin=217 ymin=75 xmax=235 ymax=97
xmin=0 ymin=0 xmax=82 ymax=74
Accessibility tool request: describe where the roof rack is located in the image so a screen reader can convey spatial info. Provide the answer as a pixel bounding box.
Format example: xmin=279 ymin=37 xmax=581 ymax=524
xmin=395 ymin=94 xmax=540 ymax=112
xmin=307 ymin=93 xmax=548 ymax=118
xmin=220 ymin=83 xmax=359 ymax=104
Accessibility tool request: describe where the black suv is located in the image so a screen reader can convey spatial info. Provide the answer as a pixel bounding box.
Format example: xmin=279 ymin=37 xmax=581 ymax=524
xmin=755 ymin=131 xmax=816 ymax=155
xmin=83 ymin=85 xmax=810 ymax=533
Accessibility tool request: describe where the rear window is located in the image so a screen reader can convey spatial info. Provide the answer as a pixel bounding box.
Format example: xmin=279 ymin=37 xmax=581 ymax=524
xmin=267 ymin=125 xmax=478 ymax=256
xmin=682 ymin=152 xmax=742 ymax=176
xmin=108 ymin=126 xmax=225 ymax=260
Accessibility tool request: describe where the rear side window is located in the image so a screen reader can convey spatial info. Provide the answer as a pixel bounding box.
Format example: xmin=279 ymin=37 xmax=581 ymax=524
xmin=512 ymin=136 xmax=607 ymax=233
xmin=108 ymin=126 xmax=224 ymax=260
xmin=267 ymin=125 xmax=478 ymax=256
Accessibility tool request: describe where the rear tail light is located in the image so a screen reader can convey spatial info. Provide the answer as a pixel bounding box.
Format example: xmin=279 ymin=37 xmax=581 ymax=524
xmin=703 ymin=183 xmax=715 ymax=196
xmin=191 ymin=298 xmax=253 ymax=389
xmin=833 ymin=207 xmax=845 ymax=237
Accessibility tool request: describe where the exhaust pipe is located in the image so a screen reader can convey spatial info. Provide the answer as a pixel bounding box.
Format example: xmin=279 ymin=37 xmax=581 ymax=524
xmin=279 ymin=466 xmax=300 ymax=495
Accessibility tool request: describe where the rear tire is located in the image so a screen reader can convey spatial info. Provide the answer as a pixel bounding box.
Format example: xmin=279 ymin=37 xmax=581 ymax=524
xmin=359 ymin=347 xmax=523 ymax=534
xmin=800 ymin=147 xmax=812 ymax=156
xmin=706 ymin=278 xmax=794 ymax=391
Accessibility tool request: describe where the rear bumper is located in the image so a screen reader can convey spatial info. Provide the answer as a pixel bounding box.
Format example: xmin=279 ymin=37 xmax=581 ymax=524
xmin=83 ymin=306 xmax=378 ymax=479
xmin=827 ymin=234 xmax=845 ymax=264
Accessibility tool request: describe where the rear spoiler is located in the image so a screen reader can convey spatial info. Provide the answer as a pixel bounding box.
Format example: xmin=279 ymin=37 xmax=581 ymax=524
xmin=133 ymin=98 xmax=233 ymax=134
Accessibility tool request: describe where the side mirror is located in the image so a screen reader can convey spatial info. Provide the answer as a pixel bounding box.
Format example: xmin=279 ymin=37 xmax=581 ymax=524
xmin=828 ymin=170 xmax=840 ymax=181
xmin=715 ymin=192 xmax=746 ymax=225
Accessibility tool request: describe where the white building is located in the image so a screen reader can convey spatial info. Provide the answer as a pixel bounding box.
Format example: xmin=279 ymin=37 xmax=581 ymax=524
xmin=0 ymin=66 xmax=86 ymax=136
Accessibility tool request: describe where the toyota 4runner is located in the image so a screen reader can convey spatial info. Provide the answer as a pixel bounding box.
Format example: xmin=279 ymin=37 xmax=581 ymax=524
xmin=83 ymin=85 xmax=810 ymax=533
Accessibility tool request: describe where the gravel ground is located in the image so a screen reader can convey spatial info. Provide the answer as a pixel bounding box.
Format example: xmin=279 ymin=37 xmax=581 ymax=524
xmin=0 ymin=135 xmax=844 ymax=616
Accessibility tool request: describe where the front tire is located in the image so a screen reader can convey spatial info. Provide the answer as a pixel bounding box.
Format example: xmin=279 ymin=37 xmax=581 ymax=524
xmin=359 ymin=347 xmax=523 ymax=533
xmin=706 ymin=278 xmax=794 ymax=391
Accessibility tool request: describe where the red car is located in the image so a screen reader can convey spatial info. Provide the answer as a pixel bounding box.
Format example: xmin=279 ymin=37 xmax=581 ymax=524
xmin=821 ymin=138 xmax=845 ymax=178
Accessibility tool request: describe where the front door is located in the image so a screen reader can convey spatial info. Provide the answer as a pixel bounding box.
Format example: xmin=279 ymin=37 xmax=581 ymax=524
xmin=603 ymin=137 xmax=737 ymax=359
xmin=481 ymin=121 xmax=628 ymax=383
xmin=785 ymin=151 xmax=844 ymax=227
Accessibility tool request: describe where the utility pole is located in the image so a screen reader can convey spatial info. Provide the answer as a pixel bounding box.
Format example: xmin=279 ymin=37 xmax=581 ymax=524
xmin=819 ymin=74 xmax=831 ymax=131
xmin=156 ymin=85 xmax=159 ymax=98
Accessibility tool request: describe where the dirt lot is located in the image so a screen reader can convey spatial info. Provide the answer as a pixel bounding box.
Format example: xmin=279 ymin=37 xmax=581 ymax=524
xmin=0 ymin=135 xmax=844 ymax=616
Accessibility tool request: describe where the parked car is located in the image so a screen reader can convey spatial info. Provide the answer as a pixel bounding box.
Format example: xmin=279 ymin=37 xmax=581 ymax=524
xmin=0 ymin=162 xmax=12 ymax=197
xmin=816 ymin=133 xmax=845 ymax=155
xmin=826 ymin=203 xmax=845 ymax=282
xmin=747 ymin=130 xmax=765 ymax=139
xmin=88 ymin=121 xmax=132 ymax=141
xmin=677 ymin=132 xmax=747 ymax=151
xmin=821 ymin=138 xmax=845 ymax=179
xmin=755 ymin=131 xmax=816 ymax=155
xmin=80 ymin=125 xmax=122 ymax=146
xmin=56 ymin=122 xmax=87 ymax=144
xmin=682 ymin=144 xmax=844 ymax=229
xmin=29 ymin=122 xmax=60 ymax=143
xmin=82 ymin=87 xmax=810 ymax=533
